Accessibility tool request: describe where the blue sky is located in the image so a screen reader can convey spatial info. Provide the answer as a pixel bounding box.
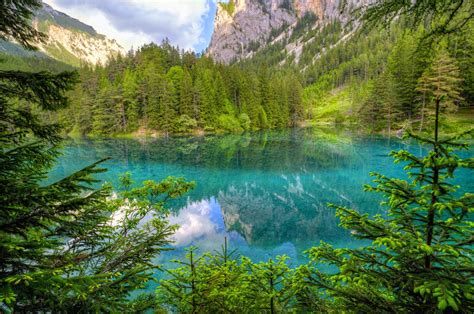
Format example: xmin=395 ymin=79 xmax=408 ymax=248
xmin=44 ymin=0 xmax=219 ymax=52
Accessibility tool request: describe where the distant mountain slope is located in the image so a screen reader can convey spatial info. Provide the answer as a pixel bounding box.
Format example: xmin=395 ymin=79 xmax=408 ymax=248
xmin=207 ymin=0 xmax=366 ymax=65
xmin=0 ymin=1 xmax=124 ymax=66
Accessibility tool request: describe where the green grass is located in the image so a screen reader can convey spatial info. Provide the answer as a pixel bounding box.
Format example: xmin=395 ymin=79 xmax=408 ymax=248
xmin=43 ymin=42 xmax=81 ymax=67
xmin=304 ymin=81 xmax=372 ymax=125
xmin=441 ymin=107 xmax=474 ymax=135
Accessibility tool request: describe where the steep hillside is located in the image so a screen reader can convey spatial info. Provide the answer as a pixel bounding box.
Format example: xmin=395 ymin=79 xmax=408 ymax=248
xmin=0 ymin=1 xmax=124 ymax=66
xmin=208 ymin=0 xmax=364 ymax=64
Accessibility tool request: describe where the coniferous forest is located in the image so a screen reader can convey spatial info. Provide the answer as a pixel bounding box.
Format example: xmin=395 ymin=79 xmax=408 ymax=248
xmin=60 ymin=47 xmax=305 ymax=136
xmin=0 ymin=0 xmax=473 ymax=312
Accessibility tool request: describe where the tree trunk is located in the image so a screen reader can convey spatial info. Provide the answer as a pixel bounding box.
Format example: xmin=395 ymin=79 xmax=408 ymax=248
xmin=419 ymin=90 xmax=426 ymax=132
xmin=425 ymin=97 xmax=440 ymax=269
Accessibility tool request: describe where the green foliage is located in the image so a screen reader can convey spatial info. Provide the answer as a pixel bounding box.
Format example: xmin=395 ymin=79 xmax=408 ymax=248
xmin=3 ymin=1 xmax=474 ymax=312
xmin=238 ymin=113 xmax=251 ymax=130
xmin=220 ymin=0 xmax=236 ymax=16
xmin=158 ymin=239 xmax=297 ymax=313
xmin=358 ymin=0 xmax=474 ymax=40
xmin=174 ymin=114 xmax=198 ymax=133
xmin=155 ymin=110 xmax=474 ymax=313
xmin=218 ymin=114 xmax=243 ymax=132
xmin=0 ymin=75 xmax=195 ymax=310
xmin=35 ymin=42 xmax=304 ymax=136
xmin=298 ymin=125 xmax=474 ymax=312
xmin=0 ymin=0 xmax=45 ymax=50
xmin=0 ymin=3 xmax=195 ymax=311
xmin=0 ymin=53 xmax=195 ymax=313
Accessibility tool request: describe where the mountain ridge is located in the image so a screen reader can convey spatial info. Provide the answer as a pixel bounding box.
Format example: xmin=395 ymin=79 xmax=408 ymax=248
xmin=0 ymin=1 xmax=124 ymax=66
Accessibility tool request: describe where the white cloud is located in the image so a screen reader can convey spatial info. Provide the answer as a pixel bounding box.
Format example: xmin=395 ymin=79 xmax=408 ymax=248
xmin=43 ymin=0 xmax=216 ymax=51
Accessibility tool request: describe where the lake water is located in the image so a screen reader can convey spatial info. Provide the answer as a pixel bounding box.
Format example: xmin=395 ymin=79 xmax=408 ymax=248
xmin=50 ymin=128 xmax=473 ymax=269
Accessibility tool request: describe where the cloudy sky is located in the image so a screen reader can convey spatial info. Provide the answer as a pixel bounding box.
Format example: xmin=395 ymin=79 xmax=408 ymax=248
xmin=43 ymin=0 xmax=220 ymax=52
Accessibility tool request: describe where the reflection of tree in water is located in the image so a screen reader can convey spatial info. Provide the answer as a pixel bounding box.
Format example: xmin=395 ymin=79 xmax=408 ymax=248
xmin=62 ymin=128 xmax=358 ymax=173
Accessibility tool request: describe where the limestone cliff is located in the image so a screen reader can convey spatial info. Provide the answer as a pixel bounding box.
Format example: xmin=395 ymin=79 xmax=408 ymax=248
xmin=208 ymin=0 xmax=365 ymax=64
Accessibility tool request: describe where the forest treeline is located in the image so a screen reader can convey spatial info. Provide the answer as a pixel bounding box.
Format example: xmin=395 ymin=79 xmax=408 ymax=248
xmin=56 ymin=44 xmax=305 ymax=136
xmin=49 ymin=16 xmax=473 ymax=137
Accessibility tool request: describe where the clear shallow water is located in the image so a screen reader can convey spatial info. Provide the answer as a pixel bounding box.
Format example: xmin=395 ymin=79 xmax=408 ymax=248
xmin=50 ymin=128 xmax=473 ymax=268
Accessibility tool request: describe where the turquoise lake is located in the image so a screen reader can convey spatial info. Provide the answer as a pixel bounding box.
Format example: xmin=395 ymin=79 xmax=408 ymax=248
xmin=50 ymin=128 xmax=473 ymax=269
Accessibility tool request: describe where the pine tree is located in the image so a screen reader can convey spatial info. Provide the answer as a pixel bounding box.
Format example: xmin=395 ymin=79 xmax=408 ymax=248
xmin=166 ymin=65 xmax=184 ymax=110
xmin=369 ymin=69 xmax=400 ymax=134
xmin=387 ymin=34 xmax=419 ymax=120
xmin=157 ymin=247 xmax=211 ymax=313
xmin=195 ymin=69 xmax=217 ymax=129
xmin=214 ymin=71 xmax=229 ymax=117
xmin=159 ymin=77 xmax=177 ymax=135
xmin=242 ymin=256 xmax=295 ymax=313
xmin=143 ymin=68 xmax=163 ymax=130
xmin=259 ymin=68 xmax=276 ymax=127
xmin=91 ymin=75 xmax=122 ymax=135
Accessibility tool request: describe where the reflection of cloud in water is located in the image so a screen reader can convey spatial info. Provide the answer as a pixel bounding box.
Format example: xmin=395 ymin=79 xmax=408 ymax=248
xmin=169 ymin=197 xmax=243 ymax=249
xmin=166 ymin=197 xmax=301 ymax=262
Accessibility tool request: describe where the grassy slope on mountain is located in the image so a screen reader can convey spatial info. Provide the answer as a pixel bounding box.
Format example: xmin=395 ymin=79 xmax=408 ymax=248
xmin=0 ymin=51 xmax=73 ymax=72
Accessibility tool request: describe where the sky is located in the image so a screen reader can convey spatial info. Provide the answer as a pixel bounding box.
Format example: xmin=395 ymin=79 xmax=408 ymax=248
xmin=43 ymin=0 xmax=221 ymax=53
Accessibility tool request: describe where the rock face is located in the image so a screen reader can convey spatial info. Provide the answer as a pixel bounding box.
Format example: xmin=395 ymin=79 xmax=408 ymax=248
xmin=208 ymin=0 xmax=363 ymax=64
xmin=32 ymin=2 xmax=125 ymax=66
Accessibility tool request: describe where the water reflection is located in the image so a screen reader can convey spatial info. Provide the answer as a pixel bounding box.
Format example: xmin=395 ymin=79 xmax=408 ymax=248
xmin=170 ymin=198 xmax=231 ymax=248
xmin=50 ymin=128 xmax=473 ymax=263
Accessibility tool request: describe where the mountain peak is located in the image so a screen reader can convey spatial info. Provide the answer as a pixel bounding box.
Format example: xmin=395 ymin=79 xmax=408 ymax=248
xmin=0 ymin=1 xmax=125 ymax=66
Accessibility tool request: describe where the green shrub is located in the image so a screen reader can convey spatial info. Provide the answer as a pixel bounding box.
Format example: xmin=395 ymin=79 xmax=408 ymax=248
xmin=238 ymin=113 xmax=251 ymax=130
xmin=217 ymin=114 xmax=243 ymax=132
xmin=173 ymin=114 xmax=197 ymax=133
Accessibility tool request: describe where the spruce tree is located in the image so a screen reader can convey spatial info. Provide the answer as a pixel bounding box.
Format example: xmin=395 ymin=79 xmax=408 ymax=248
xmin=387 ymin=34 xmax=418 ymax=120
xmin=122 ymin=68 xmax=140 ymax=132
xmin=179 ymin=69 xmax=195 ymax=118
xmin=287 ymin=76 xmax=304 ymax=127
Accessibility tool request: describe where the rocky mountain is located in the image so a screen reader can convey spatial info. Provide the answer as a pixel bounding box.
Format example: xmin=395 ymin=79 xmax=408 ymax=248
xmin=0 ymin=1 xmax=124 ymax=66
xmin=208 ymin=0 xmax=364 ymax=64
